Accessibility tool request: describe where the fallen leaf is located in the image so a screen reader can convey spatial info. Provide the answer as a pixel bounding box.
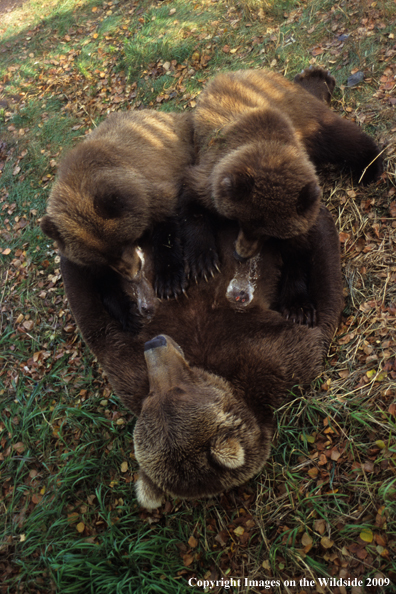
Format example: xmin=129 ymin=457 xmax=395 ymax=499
xmin=188 ymin=535 xmax=198 ymax=548
xmin=120 ymin=461 xmax=128 ymax=473
xmin=301 ymin=532 xmax=313 ymax=547
xmin=76 ymin=522 xmax=85 ymax=533
xmin=331 ymin=450 xmax=342 ymax=461
xmin=234 ymin=526 xmax=245 ymax=536
xmin=321 ymin=536 xmax=334 ymax=549
xmin=13 ymin=442 xmax=25 ymax=453
xmin=183 ymin=553 xmax=194 ymax=567
xmin=308 ymin=467 xmax=318 ymax=479
xmin=339 ymin=232 xmax=350 ymax=243
xmin=360 ymin=528 xmax=373 ymax=543
xmin=314 ymin=519 xmax=326 ymax=535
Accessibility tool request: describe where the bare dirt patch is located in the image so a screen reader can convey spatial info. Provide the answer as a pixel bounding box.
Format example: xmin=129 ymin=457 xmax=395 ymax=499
xmin=0 ymin=0 xmax=27 ymax=18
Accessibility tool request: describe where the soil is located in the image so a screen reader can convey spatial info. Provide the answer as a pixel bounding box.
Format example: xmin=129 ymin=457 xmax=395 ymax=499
xmin=0 ymin=0 xmax=26 ymax=17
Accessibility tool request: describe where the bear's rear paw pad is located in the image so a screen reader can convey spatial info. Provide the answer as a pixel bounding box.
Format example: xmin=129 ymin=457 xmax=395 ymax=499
xmin=294 ymin=67 xmax=336 ymax=104
xmin=281 ymin=297 xmax=317 ymax=327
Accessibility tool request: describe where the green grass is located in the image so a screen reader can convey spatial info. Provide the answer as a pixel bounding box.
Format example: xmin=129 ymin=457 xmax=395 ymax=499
xmin=1 ymin=0 xmax=396 ymax=591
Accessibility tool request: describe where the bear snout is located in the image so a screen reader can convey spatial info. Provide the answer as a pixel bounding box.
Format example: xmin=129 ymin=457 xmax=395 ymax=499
xmin=144 ymin=335 xmax=168 ymax=351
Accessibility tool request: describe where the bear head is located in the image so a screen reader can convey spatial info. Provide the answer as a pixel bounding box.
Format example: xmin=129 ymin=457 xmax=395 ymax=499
xmin=41 ymin=140 xmax=150 ymax=281
xmin=210 ymin=110 xmax=321 ymax=260
xmin=133 ymin=334 xmax=273 ymax=509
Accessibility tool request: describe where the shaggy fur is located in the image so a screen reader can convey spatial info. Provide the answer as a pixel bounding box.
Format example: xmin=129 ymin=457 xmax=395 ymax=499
xmin=61 ymin=206 xmax=343 ymax=508
xmin=180 ymin=66 xmax=381 ymax=319
xmin=41 ymin=109 xmax=194 ymax=299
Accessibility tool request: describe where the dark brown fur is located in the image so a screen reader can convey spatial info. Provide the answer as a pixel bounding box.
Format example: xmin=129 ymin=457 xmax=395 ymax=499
xmin=181 ymin=67 xmax=382 ymax=268
xmin=41 ymin=109 xmax=194 ymax=298
xmin=61 ymin=206 xmax=343 ymax=508
xmin=293 ymin=66 xmax=336 ymax=105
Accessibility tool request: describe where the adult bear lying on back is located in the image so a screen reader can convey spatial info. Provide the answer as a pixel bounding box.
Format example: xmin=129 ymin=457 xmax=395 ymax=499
xmin=180 ymin=67 xmax=381 ymax=319
xmin=61 ymin=206 xmax=343 ymax=509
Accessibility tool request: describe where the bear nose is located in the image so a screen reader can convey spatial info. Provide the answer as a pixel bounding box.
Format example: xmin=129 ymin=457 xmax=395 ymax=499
xmin=233 ymin=290 xmax=249 ymax=304
xmin=144 ymin=335 xmax=167 ymax=351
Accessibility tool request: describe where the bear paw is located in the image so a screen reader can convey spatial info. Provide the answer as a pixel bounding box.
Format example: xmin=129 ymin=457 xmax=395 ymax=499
xmin=186 ymin=246 xmax=221 ymax=285
xmin=280 ymin=297 xmax=317 ymax=327
xmin=294 ymin=66 xmax=336 ymax=105
xmin=154 ymin=265 xmax=188 ymax=300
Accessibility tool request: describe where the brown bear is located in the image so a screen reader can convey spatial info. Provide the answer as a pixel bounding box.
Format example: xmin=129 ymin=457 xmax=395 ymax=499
xmin=179 ymin=66 xmax=381 ymax=322
xmin=40 ymin=109 xmax=194 ymax=300
xmin=60 ymin=205 xmax=343 ymax=508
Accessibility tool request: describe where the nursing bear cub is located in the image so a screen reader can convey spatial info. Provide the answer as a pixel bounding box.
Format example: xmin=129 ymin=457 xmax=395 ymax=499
xmin=61 ymin=207 xmax=344 ymax=509
xmin=181 ymin=67 xmax=382 ymax=315
xmin=41 ymin=109 xmax=194 ymax=300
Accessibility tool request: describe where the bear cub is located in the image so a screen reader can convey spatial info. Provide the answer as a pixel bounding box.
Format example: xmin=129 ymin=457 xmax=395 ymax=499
xmin=180 ymin=67 xmax=381 ymax=322
xmin=41 ymin=109 xmax=194 ymax=300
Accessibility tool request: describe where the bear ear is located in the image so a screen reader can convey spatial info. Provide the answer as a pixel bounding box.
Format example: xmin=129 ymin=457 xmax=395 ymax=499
xmin=135 ymin=470 xmax=165 ymax=510
xmin=211 ymin=436 xmax=245 ymax=469
xmin=93 ymin=191 xmax=126 ymax=220
xmin=296 ymin=182 xmax=321 ymax=215
xmin=220 ymin=171 xmax=255 ymax=202
xmin=40 ymin=215 xmax=64 ymax=247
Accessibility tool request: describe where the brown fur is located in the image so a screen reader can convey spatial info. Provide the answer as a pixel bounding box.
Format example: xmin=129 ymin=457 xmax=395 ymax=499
xmin=293 ymin=66 xmax=336 ymax=105
xmin=60 ymin=206 xmax=343 ymax=508
xmin=182 ymin=67 xmax=382 ymax=264
xmin=41 ymin=109 xmax=194 ymax=286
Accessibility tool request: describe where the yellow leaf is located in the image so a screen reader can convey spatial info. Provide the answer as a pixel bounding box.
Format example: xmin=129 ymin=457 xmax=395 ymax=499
xmin=360 ymin=528 xmax=373 ymax=543
xmin=120 ymin=461 xmax=128 ymax=473
xmin=366 ymin=369 xmax=376 ymax=379
xmin=376 ymin=372 xmax=387 ymax=382
xmin=76 ymin=522 xmax=85 ymax=533
xmin=233 ymin=526 xmax=245 ymax=536
xmin=300 ymin=433 xmax=315 ymax=443
xmin=376 ymin=440 xmax=386 ymax=450
xmin=40 ymin=486 xmax=46 ymax=495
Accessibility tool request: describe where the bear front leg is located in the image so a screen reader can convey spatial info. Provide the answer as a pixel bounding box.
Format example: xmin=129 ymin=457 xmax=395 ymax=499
xmin=95 ymin=268 xmax=143 ymax=333
xmin=276 ymin=240 xmax=316 ymax=327
xmin=152 ymin=217 xmax=188 ymax=300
